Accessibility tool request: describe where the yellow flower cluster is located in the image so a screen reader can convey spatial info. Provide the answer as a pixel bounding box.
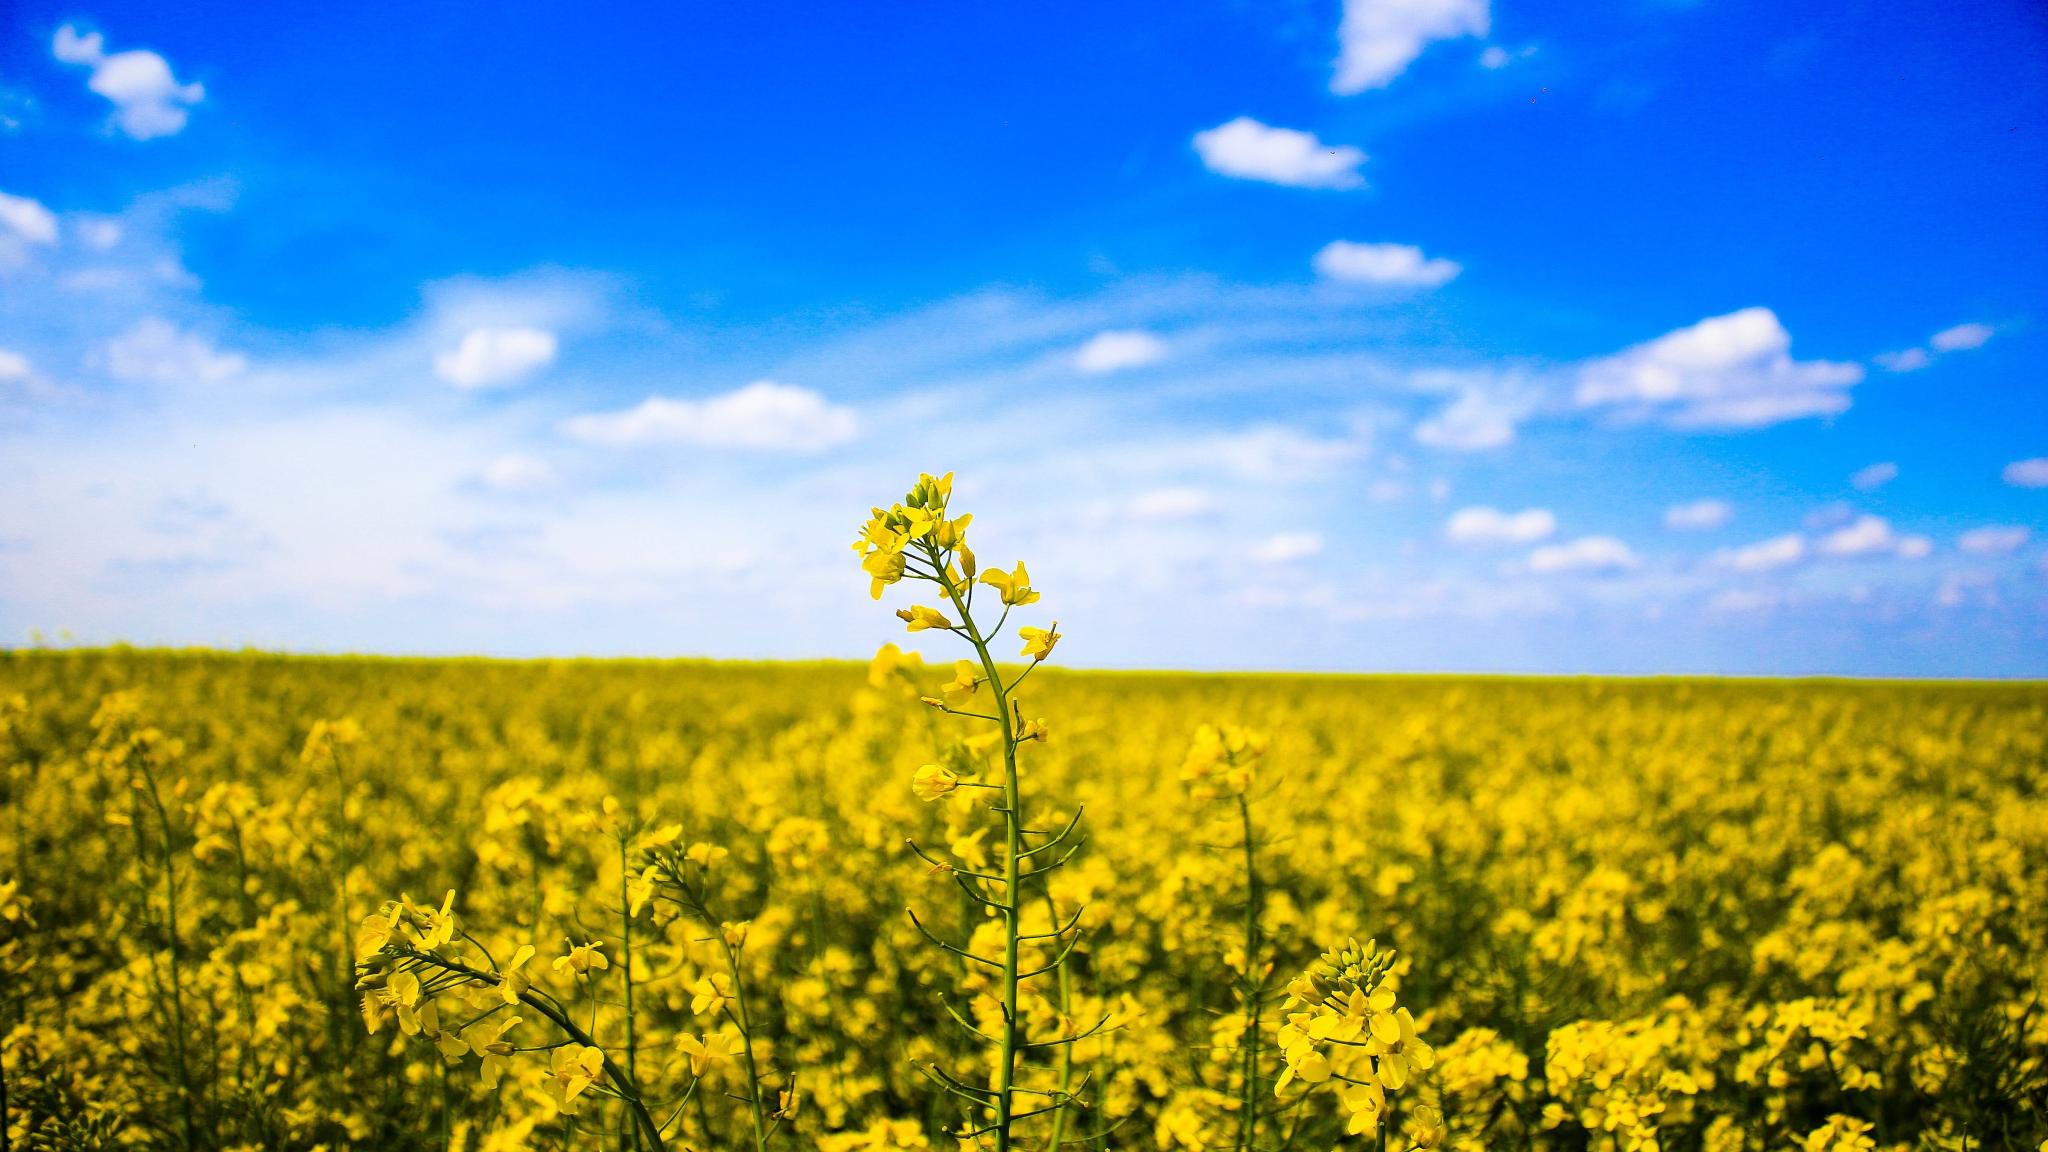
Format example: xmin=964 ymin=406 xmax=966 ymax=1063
xmin=1180 ymin=721 xmax=1266 ymax=799
xmin=1275 ymin=938 xmax=1437 ymax=1138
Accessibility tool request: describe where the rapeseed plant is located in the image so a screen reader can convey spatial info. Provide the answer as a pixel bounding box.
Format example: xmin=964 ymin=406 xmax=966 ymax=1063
xmin=856 ymin=471 xmax=1100 ymax=1151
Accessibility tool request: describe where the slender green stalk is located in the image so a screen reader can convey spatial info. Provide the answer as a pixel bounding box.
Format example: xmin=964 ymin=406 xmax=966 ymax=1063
xmin=723 ymin=940 xmax=771 ymax=1152
xmin=620 ymin=835 xmax=640 ymax=1152
xmin=134 ymin=757 xmax=199 ymax=1152
xmin=0 ymin=1037 xmax=9 ymax=1152
xmin=404 ymin=952 xmax=668 ymax=1151
xmin=933 ymin=545 xmax=1024 ymax=1152
xmin=1237 ymin=794 xmax=1262 ymax=1152
xmin=1046 ymin=893 xmax=1077 ymax=1151
xmin=327 ymin=742 xmax=359 ymax=1066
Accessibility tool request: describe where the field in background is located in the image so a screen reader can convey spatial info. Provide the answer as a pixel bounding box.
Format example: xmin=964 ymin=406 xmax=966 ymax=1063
xmin=1 ymin=649 xmax=2044 ymax=1149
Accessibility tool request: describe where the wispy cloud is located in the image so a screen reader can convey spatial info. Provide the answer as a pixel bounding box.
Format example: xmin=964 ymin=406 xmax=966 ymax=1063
xmin=1446 ymin=506 xmax=1555 ymax=545
xmin=1930 ymin=322 xmax=1993 ymax=352
xmin=53 ymin=25 xmax=205 ymax=140
xmin=1816 ymin=515 xmax=1927 ymax=559
xmin=435 ymin=327 xmax=558 ymax=389
xmin=1958 ymin=525 xmax=2029 ymax=555
xmin=1192 ymin=118 xmax=1366 ymax=189
xmin=0 ymin=190 xmax=59 ymax=246
xmin=562 ymin=381 xmax=859 ymax=452
xmin=100 ymin=318 xmax=245 ymax=386
xmin=1576 ymin=308 xmax=1862 ymax=428
xmin=1526 ymin=535 xmax=1637 ymax=574
xmin=1074 ymin=330 xmax=1167 ymax=374
xmin=1313 ymin=241 xmax=1461 ymax=288
xmin=2003 ymin=458 xmax=2048 ymax=488
xmin=1251 ymin=532 xmax=1324 ymax=563
xmin=1664 ymin=500 xmax=1732 ymax=531
xmin=1716 ymin=533 xmax=1805 ymax=572
xmin=1333 ymin=0 xmax=1490 ymax=93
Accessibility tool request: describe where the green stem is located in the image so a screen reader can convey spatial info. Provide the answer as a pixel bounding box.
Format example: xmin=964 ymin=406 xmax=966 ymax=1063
xmin=933 ymin=544 xmax=1023 ymax=1152
xmin=621 ymin=835 xmax=640 ymax=1152
xmin=1238 ymin=794 xmax=1262 ymax=1152
xmin=328 ymin=743 xmax=359 ymax=1066
xmin=1045 ymin=892 xmax=1076 ymax=1151
xmin=724 ymin=940 xmax=771 ymax=1152
xmin=136 ymin=758 xmax=199 ymax=1152
xmin=405 ymin=952 xmax=667 ymax=1151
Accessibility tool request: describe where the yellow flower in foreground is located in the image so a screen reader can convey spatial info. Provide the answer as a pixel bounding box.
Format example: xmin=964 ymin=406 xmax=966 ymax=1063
xmin=896 ymin=605 xmax=954 ymax=633
xmin=979 ymin=561 xmax=1039 ymax=607
xmin=628 ymin=864 xmax=660 ymax=917
xmin=1340 ymin=1079 xmax=1387 ymax=1136
xmin=554 ymin=940 xmax=609 ymax=975
xmin=906 ymin=471 xmax=953 ymax=509
xmin=676 ymin=1029 xmax=746 ymax=1076
xmin=939 ymin=661 xmax=979 ymax=708
xmin=464 ymin=1014 xmax=521 ymax=1087
xmin=499 ymin=944 xmax=538 ymax=1005
xmin=862 ymin=548 xmax=907 ymax=600
xmin=912 ymin=763 xmax=960 ymax=802
xmin=355 ymin=908 xmax=398 ymax=962
xmin=401 ymin=890 xmax=458 ymax=950
xmin=692 ymin=972 xmax=732 ymax=1017
xmin=545 ymin=1044 xmax=606 ymax=1113
xmin=1018 ymin=623 xmax=1061 ymax=662
xmin=934 ymin=512 xmax=972 ymax=549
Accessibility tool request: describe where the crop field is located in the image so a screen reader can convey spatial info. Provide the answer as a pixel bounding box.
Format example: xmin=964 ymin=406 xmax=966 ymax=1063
xmin=2 ymin=645 xmax=2044 ymax=1150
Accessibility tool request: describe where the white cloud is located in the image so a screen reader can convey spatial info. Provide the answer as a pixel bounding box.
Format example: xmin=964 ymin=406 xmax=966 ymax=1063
xmin=434 ymin=327 xmax=558 ymax=388
xmin=102 ymin=318 xmax=245 ymax=385
xmin=1075 ymin=330 xmax=1166 ymax=374
xmin=2004 ymin=458 xmax=2048 ymax=488
xmin=1930 ymin=322 xmax=1992 ymax=352
xmin=1958 ymin=525 xmax=2030 ymax=555
xmin=1874 ymin=348 xmax=1930 ymax=373
xmin=1707 ymin=589 xmax=1779 ymax=613
xmin=562 ymin=380 xmax=858 ymax=452
xmin=1716 ymin=533 xmax=1805 ymax=572
xmin=1414 ymin=390 xmax=1520 ymax=451
xmin=1314 ymin=241 xmax=1461 ymax=287
xmin=52 ymin=25 xmax=205 ymax=140
xmin=480 ymin=454 xmax=555 ymax=493
xmin=1526 ymin=535 xmax=1637 ymax=574
xmin=1251 ymin=532 xmax=1324 ymax=563
xmin=1207 ymin=425 xmax=1369 ymax=481
xmin=1129 ymin=487 xmax=1215 ymax=521
xmin=1446 ymin=505 xmax=1555 ymax=545
xmin=0 ymin=191 xmax=59 ymax=245
xmin=0 ymin=349 xmax=28 ymax=380
xmin=78 ymin=218 xmax=124 ymax=251
xmin=1850 ymin=462 xmax=1897 ymax=491
xmin=1333 ymin=0 xmax=1490 ymax=93
xmin=1478 ymin=43 xmax=1536 ymax=69
xmin=1664 ymin=499 xmax=1732 ymax=530
xmin=1575 ymin=307 xmax=1863 ymax=428
xmin=1816 ymin=515 xmax=1924 ymax=559
xmin=1935 ymin=573 xmax=1997 ymax=610
xmin=1192 ymin=117 xmax=1366 ymax=190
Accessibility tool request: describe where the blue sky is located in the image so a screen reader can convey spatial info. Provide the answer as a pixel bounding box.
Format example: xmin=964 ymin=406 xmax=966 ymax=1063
xmin=1 ymin=0 xmax=2045 ymax=675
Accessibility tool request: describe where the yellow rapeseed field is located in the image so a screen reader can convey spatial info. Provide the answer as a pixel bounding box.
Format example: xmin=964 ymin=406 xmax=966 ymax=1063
xmin=1 ymin=474 xmax=2044 ymax=1151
